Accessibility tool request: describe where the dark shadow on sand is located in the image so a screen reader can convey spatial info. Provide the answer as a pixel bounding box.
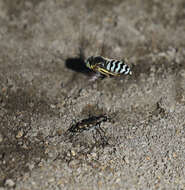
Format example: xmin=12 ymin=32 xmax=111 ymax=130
xmin=65 ymin=57 xmax=92 ymax=75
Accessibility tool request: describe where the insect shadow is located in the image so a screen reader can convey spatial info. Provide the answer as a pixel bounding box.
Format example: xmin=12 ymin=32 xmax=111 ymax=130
xmin=65 ymin=57 xmax=92 ymax=76
xmin=65 ymin=47 xmax=92 ymax=76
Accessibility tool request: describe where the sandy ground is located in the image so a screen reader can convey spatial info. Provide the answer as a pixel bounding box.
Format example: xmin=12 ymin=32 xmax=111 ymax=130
xmin=0 ymin=0 xmax=185 ymax=189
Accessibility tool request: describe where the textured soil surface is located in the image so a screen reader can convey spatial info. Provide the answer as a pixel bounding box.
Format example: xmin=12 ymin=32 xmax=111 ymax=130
xmin=0 ymin=0 xmax=185 ymax=189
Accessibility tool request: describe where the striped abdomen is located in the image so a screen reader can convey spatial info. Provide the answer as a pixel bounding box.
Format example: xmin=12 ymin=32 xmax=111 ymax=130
xmin=104 ymin=58 xmax=132 ymax=75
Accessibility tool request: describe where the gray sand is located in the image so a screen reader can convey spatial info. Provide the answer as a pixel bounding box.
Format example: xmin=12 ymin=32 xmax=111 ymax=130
xmin=0 ymin=0 xmax=184 ymax=189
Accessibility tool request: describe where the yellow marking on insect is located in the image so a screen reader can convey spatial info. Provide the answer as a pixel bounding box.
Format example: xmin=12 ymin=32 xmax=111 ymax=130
xmin=97 ymin=67 xmax=120 ymax=77
xmin=90 ymin=65 xmax=114 ymax=77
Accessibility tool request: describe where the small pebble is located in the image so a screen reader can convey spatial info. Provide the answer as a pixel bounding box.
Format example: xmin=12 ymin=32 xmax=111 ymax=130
xmin=48 ymin=178 xmax=55 ymax=183
xmin=71 ymin=150 xmax=76 ymax=156
xmin=115 ymin=178 xmax=121 ymax=183
xmin=5 ymin=179 xmax=15 ymax=187
xmin=124 ymin=156 xmax=130 ymax=164
xmin=91 ymin=152 xmax=97 ymax=158
xmin=16 ymin=130 xmax=23 ymax=138
xmin=173 ymin=152 xmax=177 ymax=158
xmin=50 ymin=104 xmax=56 ymax=109
xmin=28 ymin=163 xmax=35 ymax=170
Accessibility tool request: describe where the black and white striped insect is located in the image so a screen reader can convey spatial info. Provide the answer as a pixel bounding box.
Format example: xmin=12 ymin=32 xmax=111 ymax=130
xmin=85 ymin=56 xmax=132 ymax=78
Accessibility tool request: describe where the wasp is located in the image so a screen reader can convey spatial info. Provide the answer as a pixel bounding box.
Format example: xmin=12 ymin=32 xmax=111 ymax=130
xmin=85 ymin=56 xmax=132 ymax=78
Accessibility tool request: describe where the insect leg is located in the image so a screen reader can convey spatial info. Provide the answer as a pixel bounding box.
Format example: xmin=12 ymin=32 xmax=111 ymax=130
xmin=96 ymin=126 xmax=109 ymax=146
xmin=92 ymin=129 xmax=99 ymax=144
xmin=88 ymin=72 xmax=102 ymax=82
xmin=98 ymin=125 xmax=106 ymax=135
